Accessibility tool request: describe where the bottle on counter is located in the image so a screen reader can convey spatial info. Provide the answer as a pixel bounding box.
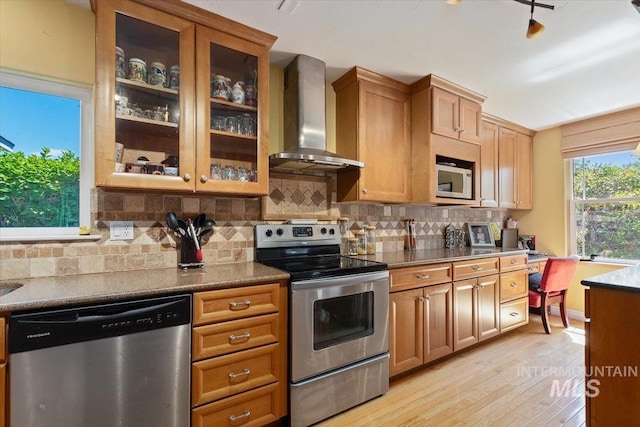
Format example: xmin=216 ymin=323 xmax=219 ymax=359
xmin=338 ymin=217 xmax=350 ymax=254
xmin=365 ymin=225 xmax=376 ymax=254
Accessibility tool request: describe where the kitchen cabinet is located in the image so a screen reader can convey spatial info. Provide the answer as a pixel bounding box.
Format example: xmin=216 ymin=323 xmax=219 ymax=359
xmin=389 ymin=266 xmax=453 ymax=376
xmin=333 ymin=67 xmax=411 ymax=203
xmin=486 ymin=114 xmax=534 ymax=210
xmin=191 ymin=282 xmax=287 ymax=426
xmin=479 ymin=120 xmax=499 ymax=207
xmin=584 ymin=286 xmax=640 ymax=426
xmin=431 ymin=87 xmax=483 ymax=144
xmin=93 ymin=0 xmax=275 ymax=195
xmin=410 ymin=75 xmax=485 ymax=205
xmin=498 ymin=255 xmax=530 ymax=332
xmin=452 ymin=257 xmax=500 ymax=352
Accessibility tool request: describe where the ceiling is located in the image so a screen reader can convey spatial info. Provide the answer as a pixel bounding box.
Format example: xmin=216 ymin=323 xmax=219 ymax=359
xmin=182 ymin=0 xmax=640 ymax=131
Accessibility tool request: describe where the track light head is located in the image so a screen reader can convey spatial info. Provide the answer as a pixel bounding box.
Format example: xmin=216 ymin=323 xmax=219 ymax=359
xmin=445 ymin=0 xmax=461 ymax=4
xmin=526 ymin=18 xmax=545 ymax=38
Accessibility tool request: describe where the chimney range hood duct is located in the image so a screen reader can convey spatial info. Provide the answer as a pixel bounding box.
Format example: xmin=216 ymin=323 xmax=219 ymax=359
xmin=269 ymin=55 xmax=364 ymax=171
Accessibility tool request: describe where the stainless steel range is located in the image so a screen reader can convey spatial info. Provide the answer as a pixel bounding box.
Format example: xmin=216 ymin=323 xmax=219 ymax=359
xmin=255 ymin=223 xmax=390 ymax=427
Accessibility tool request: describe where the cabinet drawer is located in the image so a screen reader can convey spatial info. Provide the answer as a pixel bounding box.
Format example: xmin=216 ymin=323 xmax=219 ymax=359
xmin=192 ymin=343 xmax=279 ymax=406
xmin=192 ymin=382 xmax=279 ymax=427
xmin=453 ymin=258 xmax=499 ymax=281
xmin=500 ymin=270 xmax=528 ymax=302
xmin=193 ymin=313 xmax=279 ymax=361
xmin=193 ymin=284 xmax=280 ymax=326
xmin=390 ymin=263 xmax=452 ymax=291
xmin=500 ymin=254 xmax=528 ymax=273
xmin=500 ymin=298 xmax=529 ymax=332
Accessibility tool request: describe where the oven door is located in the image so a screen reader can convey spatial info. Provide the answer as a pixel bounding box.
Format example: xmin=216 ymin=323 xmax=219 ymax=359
xmin=290 ymin=270 xmax=389 ymax=382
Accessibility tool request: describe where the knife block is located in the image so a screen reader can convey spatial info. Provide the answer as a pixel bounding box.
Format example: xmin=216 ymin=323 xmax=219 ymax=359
xmin=178 ymin=236 xmax=204 ymax=269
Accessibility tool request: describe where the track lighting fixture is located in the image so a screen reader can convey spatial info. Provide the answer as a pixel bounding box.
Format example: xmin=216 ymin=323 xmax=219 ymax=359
xmin=513 ymin=0 xmax=555 ymax=39
xmin=445 ymin=0 xmax=461 ymax=4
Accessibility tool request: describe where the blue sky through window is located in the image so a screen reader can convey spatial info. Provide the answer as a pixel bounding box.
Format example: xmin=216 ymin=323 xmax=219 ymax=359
xmin=0 ymin=86 xmax=80 ymax=157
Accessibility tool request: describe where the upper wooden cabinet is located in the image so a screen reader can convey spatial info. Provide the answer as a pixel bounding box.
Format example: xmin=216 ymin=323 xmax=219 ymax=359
xmin=483 ymin=114 xmax=535 ymax=210
xmin=479 ymin=120 xmax=499 ymax=207
xmin=332 ymin=67 xmax=411 ymax=203
xmin=432 ymin=87 xmax=483 ymax=144
xmin=93 ymin=0 xmax=275 ymax=195
xmin=409 ymin=75 xmax=486 ymax=205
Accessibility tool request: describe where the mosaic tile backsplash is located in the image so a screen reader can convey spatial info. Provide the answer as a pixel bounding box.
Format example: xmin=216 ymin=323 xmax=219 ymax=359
xmin=0 ymin=176 xmax=508 ymax=280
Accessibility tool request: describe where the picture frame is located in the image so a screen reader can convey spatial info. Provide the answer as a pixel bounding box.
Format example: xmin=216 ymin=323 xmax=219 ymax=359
xmin=467 ymin=223 xmax=496 ymax=247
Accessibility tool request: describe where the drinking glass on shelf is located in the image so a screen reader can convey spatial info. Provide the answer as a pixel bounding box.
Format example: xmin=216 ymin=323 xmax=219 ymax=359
xmin=240 ymin=113 xmax=255 ymax=136
xmin=224 ymin=164 xmax=238 ymax=181
xmin=225 ymin=116 xmax=238 ymax=133
xmin=210 ymin=163 xmax=222 ymax=180
xmin=237 ymin=166 xmax=249 ymax=182
xmin=212 ymin=115 xmax=225 ymax=131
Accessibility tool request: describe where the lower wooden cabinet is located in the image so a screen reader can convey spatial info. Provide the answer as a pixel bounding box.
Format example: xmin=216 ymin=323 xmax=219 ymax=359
xmin=389 ymin=282 xmax=453 ymax=376
xmin=499 ymin=268 xmax=529 ymax=333
xmin=499 ymin=298 xmax=529 ymax=332
xmin=191 ymin=282 xmax=287 ymax=424
xmin=453 ymin=275 xmax=499 ymax=351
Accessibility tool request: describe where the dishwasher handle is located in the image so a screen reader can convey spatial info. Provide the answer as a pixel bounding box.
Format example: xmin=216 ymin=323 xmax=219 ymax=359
xmin=9 ymin=294 xmax=191 ymax=354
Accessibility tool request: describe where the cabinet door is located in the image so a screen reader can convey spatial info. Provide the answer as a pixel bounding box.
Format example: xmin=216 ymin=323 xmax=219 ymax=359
xmin=459 ymin=98 xmax=482 ymax=144
xmin=498 ymin=127 xmax=517 ymax=208
xmin=453 ymin=279 xmax=478 ymax=351
xmin=499 ymin=270 xmax=529 ymax=303
xmin=480 ymin=121 xmax=499 ymax=207
xmin=357 ymin=81 xmax=410 ymax=202
xmin=195 ymin=25 xmax=269 ymax=195
xmin=516 ymin=132 xmax=533 ymax=209
xmin=424 ymin=283 xmax=454 ymax=363
xmin=477 ymin=275 xmax=500 ymax=341
xmin=431 ymin=87 xmax=459 ymax=140
xmin=95 ymin=0 xmax=196 ymax=191
xmin=389 ymin=289 xmax=423 ymax=376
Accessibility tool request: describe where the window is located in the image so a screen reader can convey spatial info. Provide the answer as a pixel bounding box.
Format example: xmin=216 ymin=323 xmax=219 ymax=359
xmin=570 ymin=150 xmax=640 ymax=262
xmin=0 ymin=70 xmax=93 ymax=240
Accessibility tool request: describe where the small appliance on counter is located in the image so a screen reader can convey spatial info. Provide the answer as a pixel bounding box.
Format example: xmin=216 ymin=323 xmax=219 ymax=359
xmin=501 ymin=228 xmax=519 ymax=249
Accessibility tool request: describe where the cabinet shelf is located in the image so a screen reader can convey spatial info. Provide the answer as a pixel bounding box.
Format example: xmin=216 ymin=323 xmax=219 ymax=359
xmin=210 ymin=129 xmax=256 ymax=141
xmin=211 ymin=98 xmax=257 ymax=112
xmin=117 ymin=77 xmax=179 ymax=96
xmin=116 ymin=113 xmax=178 ymax=129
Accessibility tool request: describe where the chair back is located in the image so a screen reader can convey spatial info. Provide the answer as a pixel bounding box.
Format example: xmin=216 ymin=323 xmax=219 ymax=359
xmin=539 ymin=255 xmax=580 ymax=293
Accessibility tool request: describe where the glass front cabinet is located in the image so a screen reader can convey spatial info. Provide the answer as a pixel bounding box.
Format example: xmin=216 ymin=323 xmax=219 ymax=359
xmin=94 ymin=0 xmax=274 ymax=195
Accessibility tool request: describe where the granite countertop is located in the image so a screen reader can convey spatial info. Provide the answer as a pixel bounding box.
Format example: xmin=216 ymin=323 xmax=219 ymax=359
xmin=0 ymin=248 xmax=534 ymax=313
xmin=363 ymin=247 xmax=529 ymax=269
xmin=581 ymin=263 xmax=640 ymax=293
xmin=0 ymin=262 xmax=289 ymax=312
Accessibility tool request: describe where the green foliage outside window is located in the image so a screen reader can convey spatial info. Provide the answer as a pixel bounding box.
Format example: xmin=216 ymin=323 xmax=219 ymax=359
xmin=573 ymin=157 xmax=640 ymax=260
xmin=0 ymin=148 xmax=79 ymax=228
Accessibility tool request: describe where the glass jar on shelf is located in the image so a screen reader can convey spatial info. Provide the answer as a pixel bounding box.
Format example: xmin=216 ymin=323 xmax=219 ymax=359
xmin=365 ymin=225 xmax=376 ymax=254
xmin=355 ymin=230 xmax=367 ymax=255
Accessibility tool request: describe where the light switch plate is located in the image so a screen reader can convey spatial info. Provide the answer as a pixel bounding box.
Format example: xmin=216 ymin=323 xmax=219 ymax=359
xmin=110 ymin=221 xmax=134 ymax=240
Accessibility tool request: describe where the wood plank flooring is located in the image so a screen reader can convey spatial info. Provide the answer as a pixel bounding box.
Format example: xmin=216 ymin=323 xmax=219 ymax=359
xmin=317 ymin=314 xmax=586 ymax=427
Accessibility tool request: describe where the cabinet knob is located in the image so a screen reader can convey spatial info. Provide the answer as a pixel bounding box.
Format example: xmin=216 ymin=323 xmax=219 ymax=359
xmin=510 ymin=282 xmax=518 ymax=288
xmin=184 ymin=173 xmax=191 ymax=182
xmin=200 ymin=175 xmax=208 ymax=183
xmin=362 ymin=188 xmax=368 ymax=194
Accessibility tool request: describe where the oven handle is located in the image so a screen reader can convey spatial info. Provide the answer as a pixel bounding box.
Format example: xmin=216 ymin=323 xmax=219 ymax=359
xmin=291 ymin=270 xmax=389 ymax=290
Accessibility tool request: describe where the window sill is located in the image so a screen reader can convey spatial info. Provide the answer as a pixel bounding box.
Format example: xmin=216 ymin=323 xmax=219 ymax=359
xmin=580 ymin=257 xmax=639 ymax=267
xmin=0 ymin=234 xmax=102 ymax=243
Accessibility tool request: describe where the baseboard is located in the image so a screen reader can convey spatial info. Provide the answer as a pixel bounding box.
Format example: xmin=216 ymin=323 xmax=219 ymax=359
xmin=548 ymin=306 xmax=587 ymax=322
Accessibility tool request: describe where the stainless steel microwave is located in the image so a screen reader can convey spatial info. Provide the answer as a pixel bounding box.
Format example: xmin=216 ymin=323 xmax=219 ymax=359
xmin=436 ymin=163 xmax=473 ymax=199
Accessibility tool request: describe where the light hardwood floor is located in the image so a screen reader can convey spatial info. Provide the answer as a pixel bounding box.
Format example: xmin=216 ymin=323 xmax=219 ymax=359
xmin=317 ymin=314 xmax=586 ymax=427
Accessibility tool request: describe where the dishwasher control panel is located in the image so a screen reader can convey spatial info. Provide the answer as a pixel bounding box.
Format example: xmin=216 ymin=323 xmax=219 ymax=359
xmin=9 ymin=294 xmax=191 ymax=354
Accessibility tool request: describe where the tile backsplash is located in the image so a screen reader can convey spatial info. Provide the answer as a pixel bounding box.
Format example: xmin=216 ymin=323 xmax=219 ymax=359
xmin=0 ymin=177 xmax=508 ymax=280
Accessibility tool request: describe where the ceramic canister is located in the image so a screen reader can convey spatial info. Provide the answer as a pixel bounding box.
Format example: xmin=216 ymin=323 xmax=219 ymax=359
xmin=128 ymin=58 xmax=147 ymax=83
xmin=115 ymin=46 xmax=126 ymax=78
xmin=211 ymin=74 xmax=228 ymax=100
xmin=168 ymin=65 xmax=180 ymax=89
xmin=149 ymin=62 xmax=166 ymax=87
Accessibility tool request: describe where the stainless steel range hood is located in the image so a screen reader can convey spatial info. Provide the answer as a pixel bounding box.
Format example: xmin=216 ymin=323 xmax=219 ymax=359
xmin=269 ymin=55 xmax=364 ymax=171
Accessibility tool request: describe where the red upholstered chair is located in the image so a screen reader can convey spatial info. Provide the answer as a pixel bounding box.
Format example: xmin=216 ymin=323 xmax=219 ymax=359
xmin=528 ymin=256 xmax=580 ymax=334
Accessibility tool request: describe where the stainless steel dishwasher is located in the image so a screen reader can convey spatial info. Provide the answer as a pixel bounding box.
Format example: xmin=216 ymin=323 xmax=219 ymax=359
xmin=9 ymin=293 xmax=191 ymax=427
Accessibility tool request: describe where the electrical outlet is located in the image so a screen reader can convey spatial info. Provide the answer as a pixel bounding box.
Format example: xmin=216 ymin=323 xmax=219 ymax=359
xmin=110 ymin=221 xmax=134 ymax=240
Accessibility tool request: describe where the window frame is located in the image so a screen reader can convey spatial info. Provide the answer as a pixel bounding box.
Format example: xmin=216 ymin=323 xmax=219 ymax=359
xmin=0 ymin=69 xmax=94 ymax=241
xmin=568 ymin=151 xmax=640 ymax=264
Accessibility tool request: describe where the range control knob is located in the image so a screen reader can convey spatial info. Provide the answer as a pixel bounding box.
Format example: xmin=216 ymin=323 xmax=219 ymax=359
xmin=276 ymin=228 xmax=284 ymax=236
xmin=320 ymin=227 xmax=327 ymax=234
xmin=265 ymin=229 xmax=273 ymax=237
xmin=329 ymin=228 xmax=335 ymax=235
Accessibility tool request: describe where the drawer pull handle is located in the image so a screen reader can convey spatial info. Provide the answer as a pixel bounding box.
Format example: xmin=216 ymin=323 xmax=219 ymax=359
xmin=229 ymin=300 xmax=251 ymax=310
xmin=229 ymin=409 xmax=251 ymax=423
xmin=510 ymin=312 xmax=520 ymax=317
xmin=510 ymin=282 xmax=518 ymax=288
xmin=472 ymin=265 xmax=483 ymax=271
xmin=416 ymin=274 xmax=430 ymax=279
xmin=229 ymin=331 xmax=251 ymax=344
xmin=418 ymin=295 xmax=430 ymax=302
xmin=511 ymin=259 xmax=517 ymax=264
xmin=228 ymin=368 xmax=250 ymax=380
